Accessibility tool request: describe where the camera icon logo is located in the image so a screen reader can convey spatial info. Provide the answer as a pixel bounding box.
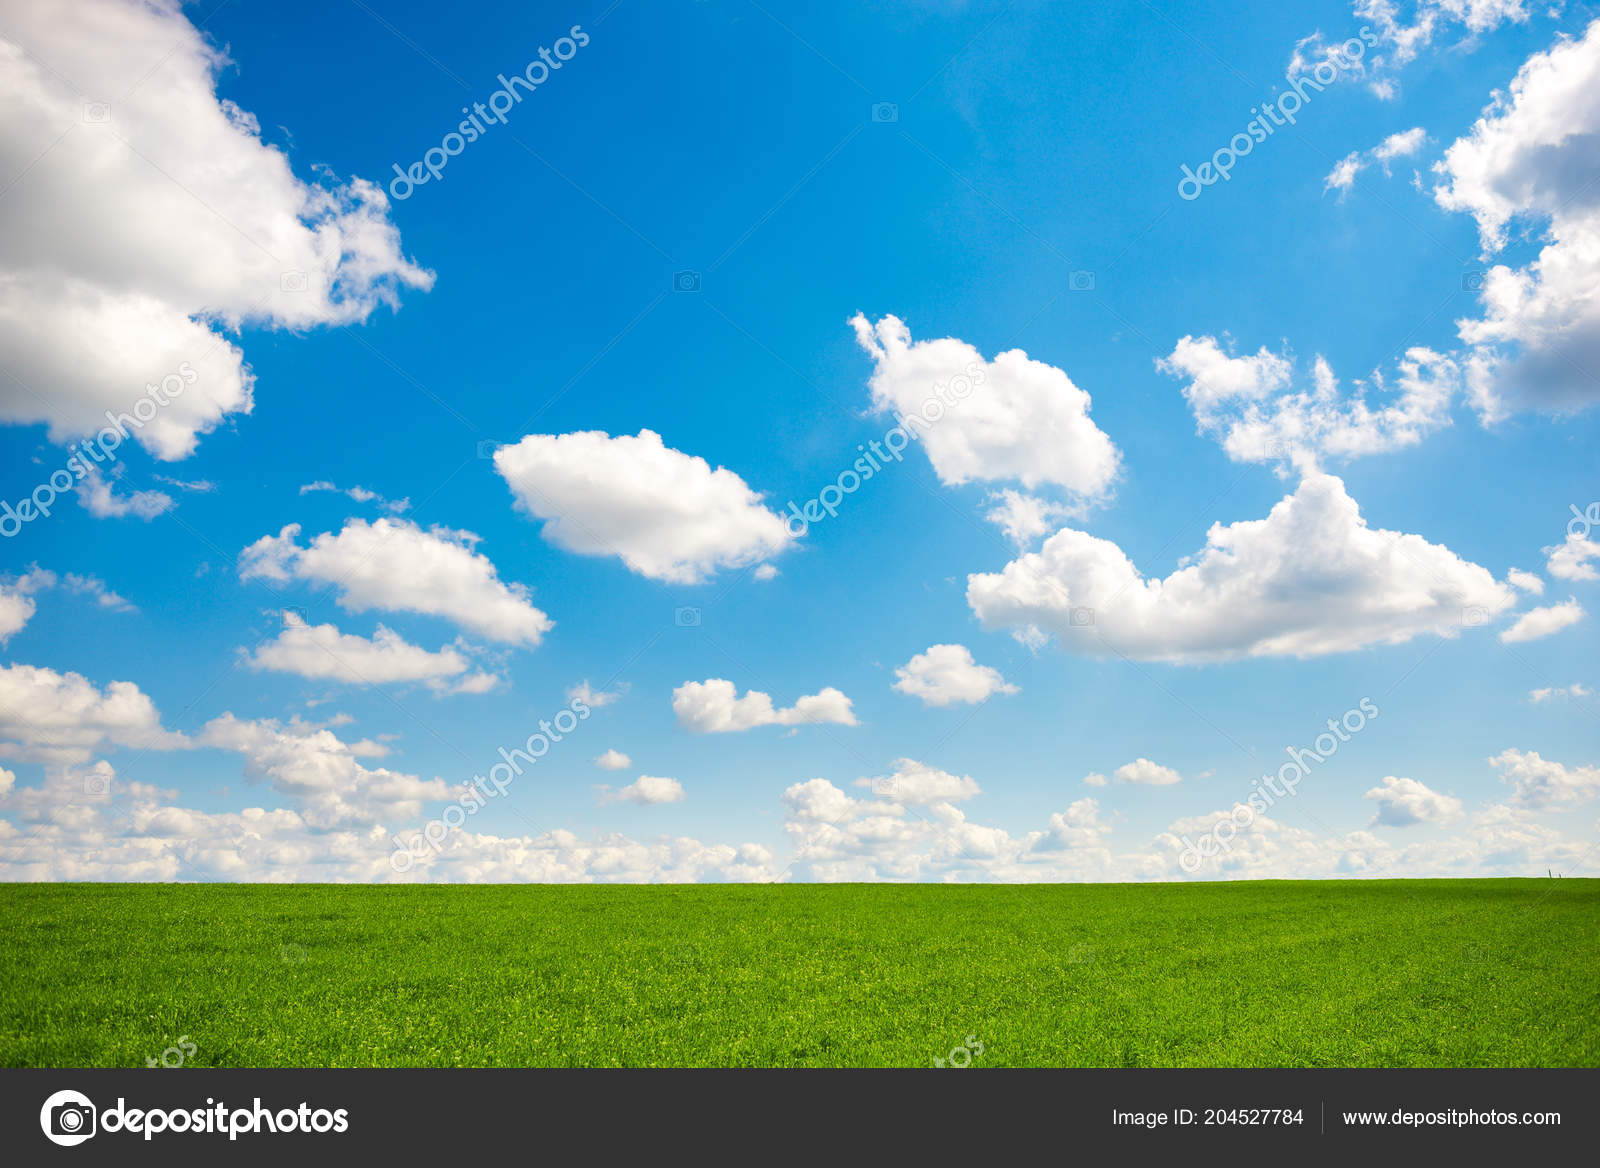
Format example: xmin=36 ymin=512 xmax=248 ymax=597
xmin=1069 ymin=606 xmax=1095 ymax=627
xmin=83 ymin=771 xmax=111 ymax=797
xmin=871 ymin=102 xmax=899 ymax=123
xmin=40 ymin=1090 xmax=97 ymax=1146
xmin=82 ymin=102 xmax=110 ymax=123
xmin=1461 ymin=270 xmax=1487 ymax=292
xmin=476 ymin=439 xmax=501 ymax=460
xmin=1069 ymin=270 xmax=1096 ymax=292
xmin=1264 ymin=437 xmax=1294 ymax=461
xmin=674 ymin=606 xmax=701 ymax=628
xmin=280 ymin=270 xmax=309 ymax=293
xmin=673 ymin=270 xmax=701 ymax=292
xmin=1461 ymin=605 xmax=1489 ymax=628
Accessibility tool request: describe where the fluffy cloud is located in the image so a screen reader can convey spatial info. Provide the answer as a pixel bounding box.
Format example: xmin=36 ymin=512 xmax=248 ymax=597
xmin=984 ymin=490 xmax=1078 ymax=546
xmin=968 ymin=473 xmax=1514 ymax=662
xmin=568 ymin=680 xmax=628 ymax=709
xmin=855 ymin=758 xmax=980 ymax=804
xmin=1324 ymin=126 xmax=1427 ymax=193
xmin=594 ymin=749 xmax=632 ymax=771
xmin=891 ymin=644 xmax=1017 ymax=707
xmin=77 ymin=465 xmax=173 ymax=521
xmin=1489 ymin=748 xmax=1600 ymax=808
xmin=1157 ymin=336 xmax=1459 ymax=473
xmin=1363 ymin=775 xmax=1465 ymax=826
xmin=0 ymin=568 xmax=52 ymax=643
xmin=850 ymin=314 xmax=1120 ymax=501
xmin=0 ymin=0 xmax=430 ymax=459
xmin=671 ymin=679 xmax=857 ymax=733
xmin=0 ymin=663 xmax=189 ymax=764
xmin=199 ymin=713 xmax=449 ymax=830
xmin=1506 ymin=567 xmax=1544 ymax=594
xmin=246 ymin=611 xmax=495 ymax=694
xmin=600 ymin=775 xmax=686 ymax=806
xmin=240 ymin=518 xmax=551 ymax=647
xmin=1546 ymin=532 xmax=1599 ymax=582
xmin=1435 ymin=20 xmax=1600 ymax=417
xmin=1499 ymin=598 xmax=1584 ymax=643
xmin=1114 ymin=758 xmax=1183 ymax=786
xmin=493 ymin=429 xmax=790 ymax=583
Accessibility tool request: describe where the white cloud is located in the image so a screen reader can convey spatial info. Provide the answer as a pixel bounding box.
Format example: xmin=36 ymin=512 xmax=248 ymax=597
xmin=1489 ymin=747 xmax=1600 ymax=808
xmin=671 ymin=679 xmax=857 ymax=733
xmin=0 ymin=568 xmax=53 ymax=643
xmin=77 ymin=465 xmax=173 ymax=521
xmin=246 ymin=610 xmax=487 ymax=691
xmin=984 ymin=489 xmax=1078 ymax=546
xmin=855 ymin=758 xmax=981 ymax=804
xmin=1507 ymin=567 xmax=1544 ymax=594
xmin=299 ymin=481 xmax=408 ymax=514
xmin=1546 ymin=532 xmax=1599 ymax=581
xmin=0 ymin=663 xmax=188 ymax=764
xmin=968 ymin=473 xmax=1514 ymax=662
xmin=1323 ymin=126 xmax=1427 ymax=194
xmin=1157 ymin=336 xmax=1459 ymax=473
xmin=1499 ymin=598 xmax=1584 ymax=643
xmin=1530 ymin=683 xmax=1590 ymax=701
xmin=850 ymin=313 xmax=1121 ymax=501
xmin=568 ymin=680 xmax=628 ymax=709
xmin=1114 ymin=758 xmax=1183 ymax=786
xmin=600 ymin=775 xmax=686 ymax=806
xmin=239 ymin=518 xmax=551 ymax=647
xmin=0 ymin=0 xmax=430 ymax=459
xmin=594 ymin=749 xmax=632 ymax=771
xmin=1363 ymin=775 xmax=1465 ymax=826
xmin=1082 ymin=771 xmax=1108 ymax=787
xmin=1435 ymin=20 xmax=1600 ymax=417
xmin=493 ymin=429 xmax=791 ymax=583
xmin=753 ymin=564 xmax=779 ymax=581
xmin=891 ymin=644 xmax=1017 ymax=707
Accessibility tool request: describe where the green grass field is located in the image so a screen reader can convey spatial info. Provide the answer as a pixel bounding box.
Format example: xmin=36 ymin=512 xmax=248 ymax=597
xmin=1 ymin=880 xmax=1595 ymax=1067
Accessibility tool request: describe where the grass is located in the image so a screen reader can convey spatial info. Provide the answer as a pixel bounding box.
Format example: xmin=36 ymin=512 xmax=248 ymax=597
xmin=0 ymin=879 xmax=1595 ymax=1067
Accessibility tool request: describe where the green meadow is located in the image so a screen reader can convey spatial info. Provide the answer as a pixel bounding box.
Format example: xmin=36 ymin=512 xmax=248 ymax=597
xmin=1 ymin=880 xmax=1595 ymax=1067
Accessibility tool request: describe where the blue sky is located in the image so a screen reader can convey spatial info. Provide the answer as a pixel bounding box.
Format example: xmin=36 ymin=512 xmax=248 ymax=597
xmin=0 ymin=0 xmax=1597 ymax=881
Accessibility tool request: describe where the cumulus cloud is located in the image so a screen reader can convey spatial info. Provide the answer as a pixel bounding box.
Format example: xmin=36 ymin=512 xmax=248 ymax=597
xmin=967 ymin=473 xmax=1514 ymax=662
xmin=855 ymin=758 xmax=981 ymax=804
xmin=493 ymin=429 xmax=791 ymax=583
xmin=1434 ymin=20 xmax=1600 ymax=417
xmin=1499 ymin=598 xmax=1584 ymax=643
xmin=0 ymin=663 xmax=188 ymax=764
xmin=671 ymin=679 xmax=857 ymax=733
xmin=594 ymin=749 xmax=632 ymax=771
xmin=1507 ymin=567 xmax=1544 ymax=594
xmin=600 ymin=775 xmax=686 ymax=806
xmin=77 ymin=465 xmax=173 ymax=520
xmin=0 ymin=0 xmax=431 ymax=459
xmin=0 ymin=568 xmax=53 ymax=643
xmin=1157 ymin=336 xmax=1459 ymax=473
xmin=239 ymin=518 xmax=551 ymax=647
xmin=246 ymin=610 xmax=495 ymax=693
xmin=1114 ymin=758 xmax=1183 ymax=786
xmin=1546 ymin=532 xmax=1599 ymax=582
xmin=984 ymin=489 xmax=1079 ymax=546
xmin=850 ymin=314 xmax=1120 ymax=502
xmin=1363 ymin=775 xmax=1465 ymax=826
xmin=891 ymin=644 xmax=1017 ymax=707
xmin=1489 ymin=748 xmax=1600 ymax=808
xmin=568 ymin=680 xmax=628 ymax=709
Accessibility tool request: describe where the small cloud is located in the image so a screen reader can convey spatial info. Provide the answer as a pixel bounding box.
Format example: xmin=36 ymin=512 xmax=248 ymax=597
xmin=594 ymin=749 xmax=632 ymax=771
xmin=599 ymin=774 xmax=685 ymax=805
